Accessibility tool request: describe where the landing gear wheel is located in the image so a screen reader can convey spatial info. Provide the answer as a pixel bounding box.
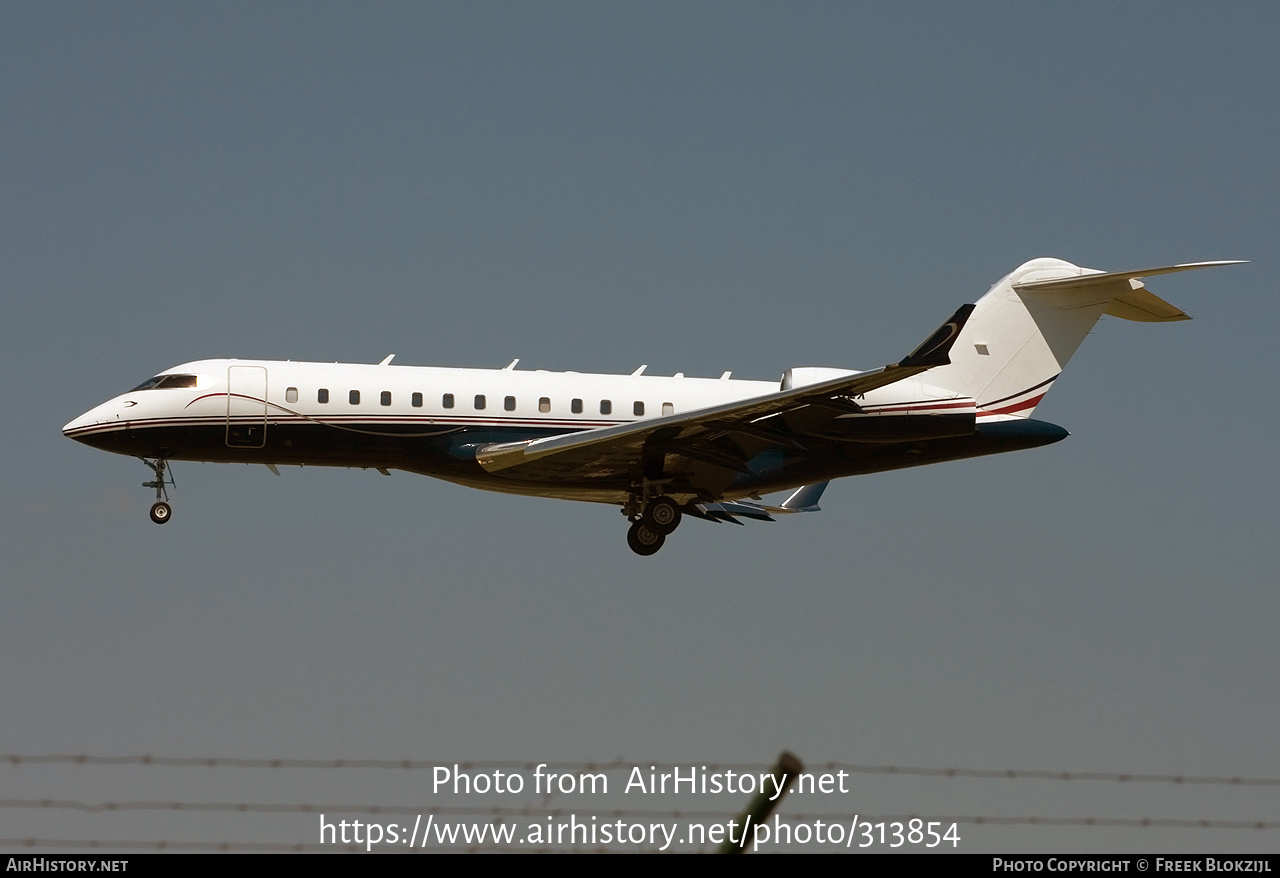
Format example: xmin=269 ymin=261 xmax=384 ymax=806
xmin=642 ymin=496 xmax=682 ymax=535
xmin=140 ymin=457 xmax=176 ymax=524
xmin=627 ymin=521 xmax=665 ymax=556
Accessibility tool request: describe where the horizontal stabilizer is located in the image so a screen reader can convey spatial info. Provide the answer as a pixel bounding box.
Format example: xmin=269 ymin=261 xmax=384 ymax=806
xmin=1011 ymin=261 xmax=1246 ymax=293
xmin=1012 ymin=260 xmax=1244 ymax=324
xmin=1104 ymin=288 xmax=1191 ymax=323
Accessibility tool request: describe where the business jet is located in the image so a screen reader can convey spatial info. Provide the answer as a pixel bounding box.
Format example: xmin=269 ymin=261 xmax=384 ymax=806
xmin=64 ymin=257 xmax=1241 ymax=555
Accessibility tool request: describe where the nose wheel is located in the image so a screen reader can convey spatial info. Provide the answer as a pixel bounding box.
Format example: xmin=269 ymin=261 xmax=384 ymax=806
xmin=140 ymin=457 xmax=175 ymax=525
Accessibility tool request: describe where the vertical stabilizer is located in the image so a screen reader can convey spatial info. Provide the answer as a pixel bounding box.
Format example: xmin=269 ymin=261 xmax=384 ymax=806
xmin=926 ymin=258 xmax=1239 ymax=418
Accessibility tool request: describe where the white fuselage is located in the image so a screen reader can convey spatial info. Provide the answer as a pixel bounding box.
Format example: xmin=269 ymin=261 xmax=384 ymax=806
xmin=63 ymin=357 xmax=986 ymax=505
xmin=65 ymin=358 xmax=782 ymax=446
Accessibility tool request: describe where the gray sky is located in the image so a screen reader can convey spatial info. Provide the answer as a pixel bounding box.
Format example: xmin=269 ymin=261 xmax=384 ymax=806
xmin=2 ymin=1 xmax=1277 ymax=853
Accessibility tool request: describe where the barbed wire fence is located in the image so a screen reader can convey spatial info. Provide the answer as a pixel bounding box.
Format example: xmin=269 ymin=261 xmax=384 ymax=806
xmin=3 ymin=755 xmax=1277 ymax=853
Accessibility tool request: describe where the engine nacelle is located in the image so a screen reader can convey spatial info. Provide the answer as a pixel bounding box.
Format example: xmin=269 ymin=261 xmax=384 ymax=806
xmin=780 ymin=367 xmax=860 ymax=391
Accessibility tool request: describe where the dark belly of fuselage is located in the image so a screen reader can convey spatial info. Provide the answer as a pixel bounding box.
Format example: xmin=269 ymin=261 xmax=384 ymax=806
xmin=68 ymin=418 xmax=1069 ymax=501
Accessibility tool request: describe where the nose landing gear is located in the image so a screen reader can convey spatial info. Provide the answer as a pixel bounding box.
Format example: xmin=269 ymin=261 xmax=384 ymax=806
xmin=141 ymin=457 xmax=175 ymax=525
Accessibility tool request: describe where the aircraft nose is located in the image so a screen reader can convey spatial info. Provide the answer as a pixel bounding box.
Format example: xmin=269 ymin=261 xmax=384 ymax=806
xmin=62 ymin=400 xmax=120 ymax=444
xmin=63 ymin=410 xmax=97 ymax=440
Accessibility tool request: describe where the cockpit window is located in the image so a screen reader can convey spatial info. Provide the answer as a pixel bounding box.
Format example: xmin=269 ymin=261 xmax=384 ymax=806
xmin=129 ymin=374 xmax=199 ymax=391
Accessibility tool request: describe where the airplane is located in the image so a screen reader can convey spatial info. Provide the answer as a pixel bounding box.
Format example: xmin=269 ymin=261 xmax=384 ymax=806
xmin=63 ymin=257 xmax=1242 ymax=555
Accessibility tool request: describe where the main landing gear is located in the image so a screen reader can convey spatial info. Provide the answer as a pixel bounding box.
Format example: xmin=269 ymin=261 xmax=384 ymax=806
xmin=141 ymin=457 xmax=175 ymax=525
xmin=624 ymin=495 xmax=683 ymax=556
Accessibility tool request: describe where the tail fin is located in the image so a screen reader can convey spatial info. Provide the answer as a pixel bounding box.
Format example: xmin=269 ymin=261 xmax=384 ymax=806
xmin=927 ymin=258 xmax=1243 ymax=418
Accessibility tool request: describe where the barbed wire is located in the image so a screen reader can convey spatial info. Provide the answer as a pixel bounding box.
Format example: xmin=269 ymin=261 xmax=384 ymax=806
xmin=12 ymin=800 xmax=731 ymax=818
xmin=5 ymin=755 xmax=1278 ymax=787
xmin=9 ymin=753 xmax=1275 ymax=852
xmin=1 ymin=799 xmax=1277 ymax=830
xmin=4 ymin=810 xmax=1280 ymax=857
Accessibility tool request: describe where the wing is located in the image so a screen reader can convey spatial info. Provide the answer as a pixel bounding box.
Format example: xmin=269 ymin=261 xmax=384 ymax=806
xmin=472 ymin=304 xmax=974 ymax=501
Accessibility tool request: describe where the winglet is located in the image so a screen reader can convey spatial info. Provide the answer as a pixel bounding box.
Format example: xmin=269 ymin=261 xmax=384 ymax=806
xmin=898 ymin=304 xmax=976 ymax=368
xmin=779 ymin=481 xmax=828 ymax=512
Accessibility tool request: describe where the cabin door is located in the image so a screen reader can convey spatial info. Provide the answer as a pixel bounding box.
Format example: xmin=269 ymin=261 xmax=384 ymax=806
xmin=226 ymin=365 xmax=268 ymax=448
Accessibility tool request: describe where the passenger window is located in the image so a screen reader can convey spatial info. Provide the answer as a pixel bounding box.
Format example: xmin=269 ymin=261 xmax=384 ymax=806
xmin=504 ymin=396 xmax=516 ymax=411
xmin=662 ymin=402 xmax=674 ymax=416
xmin=318 ymin=389 xmax=329 ymax=404
xmin=600 ymin=400 xmax=612 ymax=415
xmin=443 ymin=393 xmax=454 ymax=409
xmin=633 ymin=401 xmax=644 ymax=416
xmin=285 ymin=387 xmax=298 ymax=403
xmin=381 ymin=391 xmax=392 ymax=406
xmin=349 ymin=390 xmax=360 ymax=405
xmin=412 ymin=392 xmax=423 ymax=408
xmin=539 ymin=397 xmax=551 ymax=413
xmin=571 ymin=398 xmax=583 ymax=414
xmin=475 ymin=395 xmax=486 ymax=410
